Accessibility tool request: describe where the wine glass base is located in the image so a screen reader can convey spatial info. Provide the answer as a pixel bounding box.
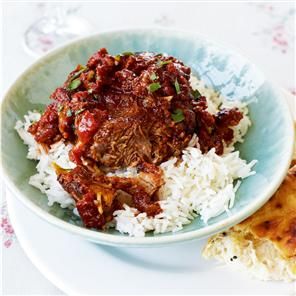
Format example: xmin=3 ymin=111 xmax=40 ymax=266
xmin=23 ymin=15 xmax=94 ymax=57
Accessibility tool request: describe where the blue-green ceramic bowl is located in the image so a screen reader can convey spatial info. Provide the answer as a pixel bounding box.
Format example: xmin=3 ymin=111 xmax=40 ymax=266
xmin=1 ymin=29 xmax=294 ymax=247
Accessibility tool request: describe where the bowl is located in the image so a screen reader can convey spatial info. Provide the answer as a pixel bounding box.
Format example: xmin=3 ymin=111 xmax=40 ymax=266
xmin=1 ymin=28 xmax=294 ymax=247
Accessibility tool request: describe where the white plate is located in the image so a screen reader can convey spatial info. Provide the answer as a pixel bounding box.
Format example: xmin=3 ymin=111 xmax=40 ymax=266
xmin=7 ymin=192 xmax=295 ymax=295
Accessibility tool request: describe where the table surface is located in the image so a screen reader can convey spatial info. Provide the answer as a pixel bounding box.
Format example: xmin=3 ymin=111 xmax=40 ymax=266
xmin=1 ymin=2 xmax=295 ymax=295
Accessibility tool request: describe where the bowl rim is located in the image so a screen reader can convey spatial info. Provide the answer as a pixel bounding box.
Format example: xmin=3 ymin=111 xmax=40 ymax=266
xmin=1 ymin=28 xmax=295 ymax=246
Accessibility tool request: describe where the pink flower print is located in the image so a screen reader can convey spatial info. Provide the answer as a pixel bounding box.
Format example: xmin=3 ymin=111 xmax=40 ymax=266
xmin=1 ymin=202 xmax=16 ymax=248
xmin=250 ymin=4 xmax=295 ymax=54
xmin=272 ymin=25 xmax=289 ymax=53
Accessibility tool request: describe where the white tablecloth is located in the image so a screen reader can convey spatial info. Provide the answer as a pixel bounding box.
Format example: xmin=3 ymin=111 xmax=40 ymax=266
xmin=1 ymin=2 xmax=295 ymax=295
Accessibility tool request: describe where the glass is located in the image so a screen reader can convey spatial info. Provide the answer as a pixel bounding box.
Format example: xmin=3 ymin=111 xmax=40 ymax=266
xmin=23 ymin=3 xmax=94 ymax=57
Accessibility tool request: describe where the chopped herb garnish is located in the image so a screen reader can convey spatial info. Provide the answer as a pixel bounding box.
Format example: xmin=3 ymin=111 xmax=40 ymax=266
xmin=157 ymin=59 xmax=172 ymax=67
xmin=192 ymin=89 xmax=202 ymax=100
xmin=34 ymin=109 xmax=43 ymax=114
xmin=66 ymin=109 xmax=72 ymax=117
xmin=114 ymin=55 xmax=121 ymax=62
xmin=148 ymin=82 xmax=161 ymax=93
xmin=150 ymin=72 xmax=158 ymax=81
xmin=67 ymin=78 xmax=81 ymax=90
xmin=66 ymin=66 xmax=87 ymax=90
xmin=57 ymin=104 xmax=64 ymax=112
xmin=174 ymin=79 xmax=181 ymax=95
xmin=71 ymin=66 xmax=88 ymax=81
xmin=171 ymin=109 xmax=185 ymax=123
xmin=122 ymin=51 xmax=134 ymax=56
xmin=75 ymin=109 xmax=85 ymax=115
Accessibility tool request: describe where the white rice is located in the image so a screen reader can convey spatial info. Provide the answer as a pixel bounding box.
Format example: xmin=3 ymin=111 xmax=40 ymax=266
xmin=15 ymin=111 xmax=75 ymax=208
xmin=15 ymin=77 xmax=256 ymax=236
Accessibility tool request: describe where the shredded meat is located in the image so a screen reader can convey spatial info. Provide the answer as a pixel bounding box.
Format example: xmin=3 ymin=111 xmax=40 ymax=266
xmin=29 ymin=48 xmax=243 ymax=229
xmin=193 ymin=97 xmax=243 ymax=154
xmin=58 ymin=163 xmax=163 ymax=228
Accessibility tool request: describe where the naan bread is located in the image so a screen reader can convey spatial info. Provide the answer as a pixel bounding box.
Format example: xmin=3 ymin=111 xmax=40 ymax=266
xmin=203 ymin=163 xmax=296 ymax=281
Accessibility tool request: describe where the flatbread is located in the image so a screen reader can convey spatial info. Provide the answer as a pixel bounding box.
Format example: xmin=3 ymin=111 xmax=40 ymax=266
xmin=203 ymin=163 xmax=296 ymax=281
xmin=235 ymin=164 xmax=296 ymax=259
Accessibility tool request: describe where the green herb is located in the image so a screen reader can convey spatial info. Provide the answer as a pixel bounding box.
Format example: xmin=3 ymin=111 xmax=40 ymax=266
xmin=66 ymin=66 xmax=87 ymax=90
xmin=171 ymin=109 xmax=185 ymax=123
xmin=148 ymin=82 xmax=161 ymax=93
xmin=66 ymin=109 xmax=72 ymax=117
xmin=57 ymin=104 xmax=64 ymax=112
xmin=34 ymin=109 xmax=43 ymax=114
xmin=192 ymin=89 xmax=202 ymax=100
xmin=157 ymin=59 xmax=172 ymax=67
xmin=150 ymin=72 xmax=158 ymax=81
xmin=174 ymin=79 xmax=181 ymax=95
xmin=67 ymin=78 xmax=81 ymax=90
xmin=122 ymin=51 xmax=134 ymax=56
xmin=71 ymin=66 xmax=87 ymax=80
xmin=75 ymin=109 xmax=85 ymax=115
xmin=114 ymin=55 xmax=121 ymax=62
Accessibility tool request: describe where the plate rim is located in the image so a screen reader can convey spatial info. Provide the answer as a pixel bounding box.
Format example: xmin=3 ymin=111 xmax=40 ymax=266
xmin=6 ymin=190 xmax=295 ymax=295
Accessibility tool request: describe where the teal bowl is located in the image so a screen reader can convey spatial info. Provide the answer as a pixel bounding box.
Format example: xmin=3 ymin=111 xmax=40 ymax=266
xmin=1 ymin=29 xmax=294 ymax=247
